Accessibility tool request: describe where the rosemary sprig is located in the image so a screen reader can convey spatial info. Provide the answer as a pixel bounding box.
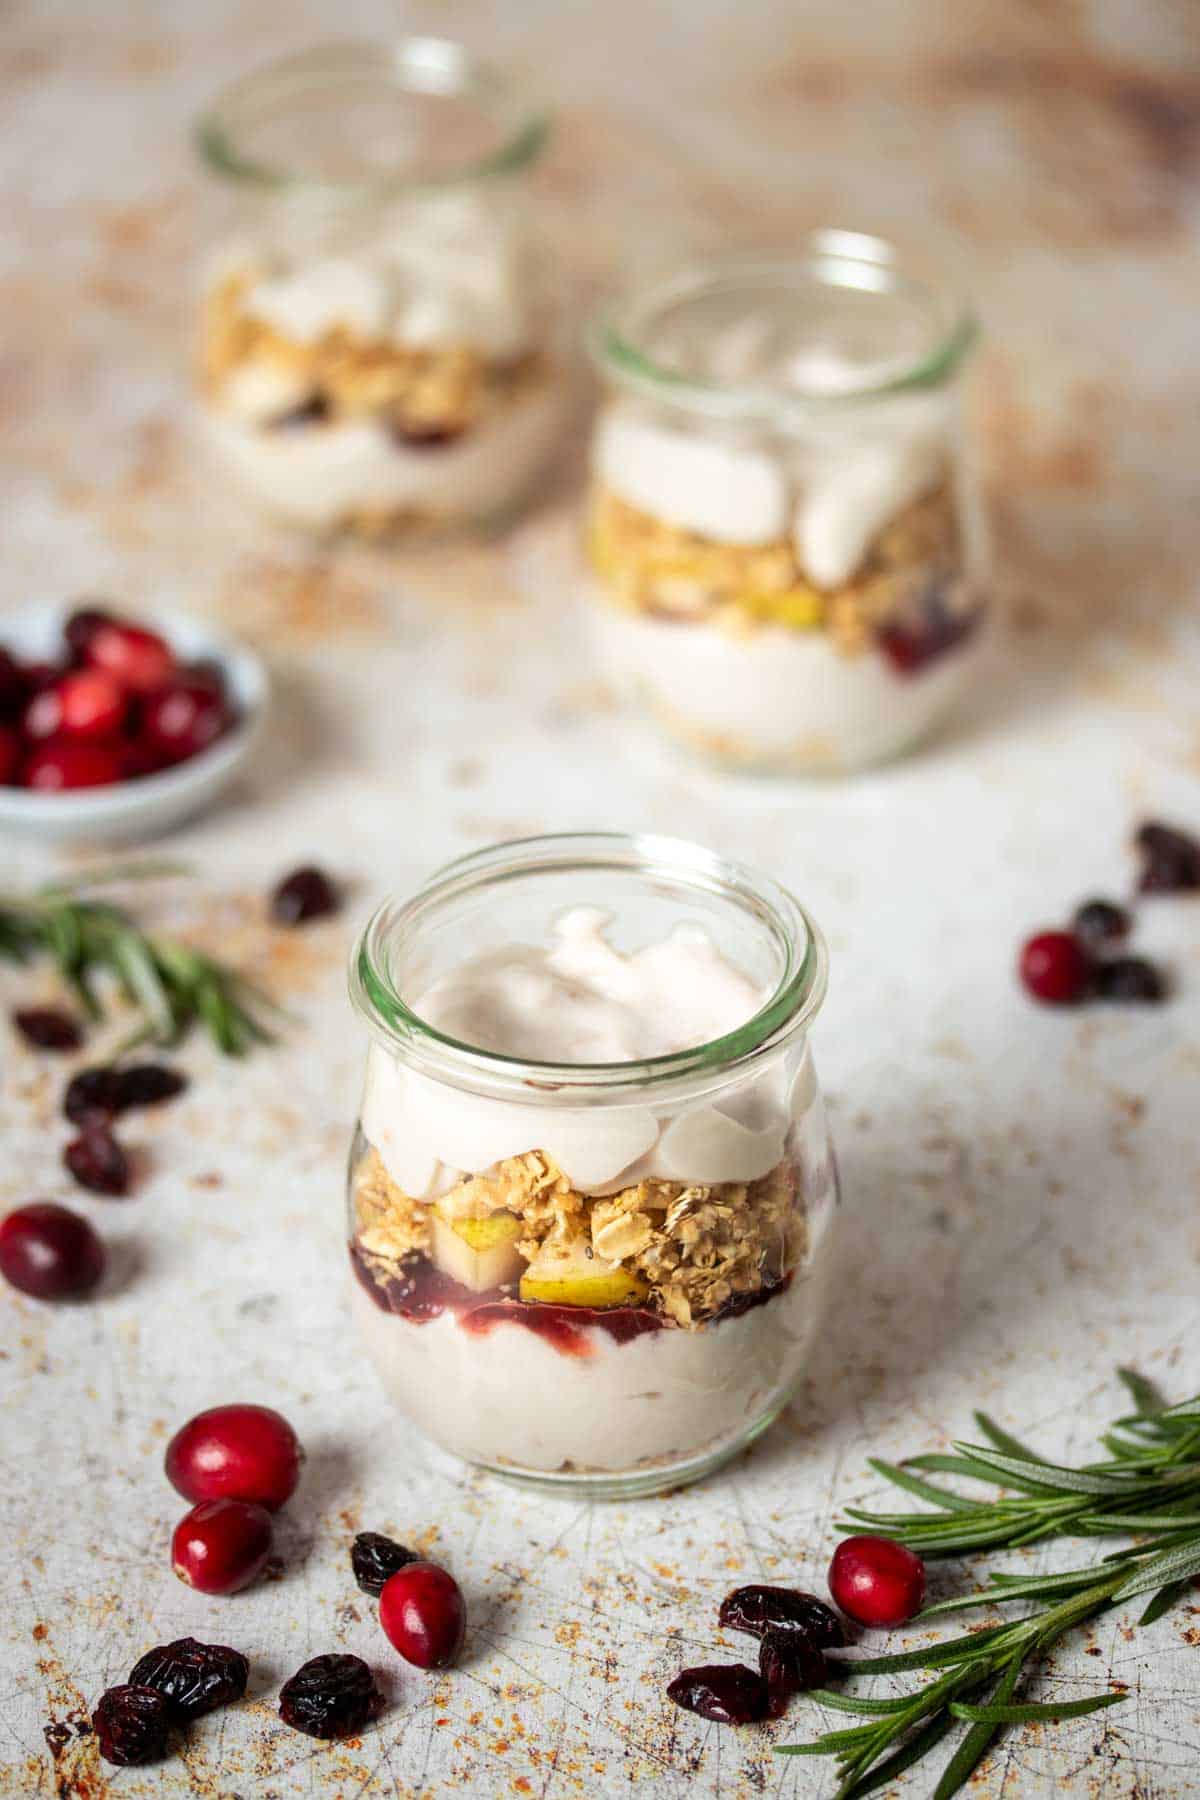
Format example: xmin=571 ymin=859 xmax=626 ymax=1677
xmin=0 ymin=868 xmax=280 ymax=1055
xmin=776 ymin=1370 xmax=1200 ymax=1797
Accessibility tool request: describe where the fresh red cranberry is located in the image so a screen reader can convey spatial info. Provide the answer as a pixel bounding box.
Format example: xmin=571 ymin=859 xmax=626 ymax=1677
xmin=378 ymin=1561 xmax=466 ymax=1669
xmin=1072 ymin=898 xmax=1131 ymax=948
xmin=92 ymin=1683 xmax=172 ymax=1766
xmin=165 ymin=1403 xmax=302 ymax=1511
xmin=24 ymin=739 xmax=122 ymax=791
xmin=1094 ymin=956 xmax=1167 ymax=1004
xmin=12 ymin=1006 xmax=82 ymax=1051
xmin=0 ymin=723 xmax=19 ymax=782
xmin=171 ymin=1499 xmax=273 ymax=1595
xmin=1018 ymin=930 xmax=1092 ymax=1005
xmin=718 ymin=1585 xmax=845 ymax=1647
xmin=119 ymin=735 xmax=173 ymax=782
xmin=143 ymin=680 xmax=229 ymax=763
xmin=59 ymin=669 xmax=128 ymax=739
xmin=270 ymin=866 xmax=340 ymax=926
xmin=279 ymin=1654 xmax=383 ymax=1739
xmin=87 ymin=622 xmax=175 ymax=694
xmin=0 ymin=1202 xmax=105 ymax=1300
xmin=0 ymin=647 xmax=24 ymax=713
xmin=64 ymin=1125 xmax=131 ymax=1197
xmin=64 ymin=605 xmax=116 ymax=664
xmin=666 ymin=1664 xmax=771 ymax=1725
xmin=828 ymin=1535 xmax=927 ymax=1629
xmin=19 ymin=660 xmax=66 ymax=694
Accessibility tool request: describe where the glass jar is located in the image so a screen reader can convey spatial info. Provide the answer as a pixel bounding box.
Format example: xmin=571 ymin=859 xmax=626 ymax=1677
xmin=583 ymin=234 xmax=987 ymax=773
xmin=193 ymin=40 xmax=568 ymax=537
xmin=346 ymin=832 xmax=838 ymax=1499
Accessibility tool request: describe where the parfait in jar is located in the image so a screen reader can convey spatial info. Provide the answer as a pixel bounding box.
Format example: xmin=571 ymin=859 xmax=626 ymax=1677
xmin=347 ymin=834 xmax=837 ymax=1499
xmin=584 ymin=237 xmax=987 ymax=772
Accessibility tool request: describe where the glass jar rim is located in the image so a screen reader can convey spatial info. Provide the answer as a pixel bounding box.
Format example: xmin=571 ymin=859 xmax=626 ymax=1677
xmin=587 ymin=232 xmax=977 ymax=420
xmin=350 ymin=832 xmax=828 ymax=1099
xmin=195 ymin=38 xmax=549 ymax=196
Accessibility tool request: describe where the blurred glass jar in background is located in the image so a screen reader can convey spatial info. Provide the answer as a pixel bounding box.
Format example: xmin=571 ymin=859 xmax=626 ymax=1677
xmin=583 ymin=234 xmax=987 ymax=773
xmin=194 ymin=40 xmax=568 ymax=537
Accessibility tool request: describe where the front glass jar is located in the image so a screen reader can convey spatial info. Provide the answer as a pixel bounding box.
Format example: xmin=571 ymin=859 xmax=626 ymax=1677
xmin=194 ymin=40 xmax=567 ymax=537
xmin=346 ymin=833 xmax=838 ymax=1499
xmin=583 ymin=235 xmax=987 ymax=773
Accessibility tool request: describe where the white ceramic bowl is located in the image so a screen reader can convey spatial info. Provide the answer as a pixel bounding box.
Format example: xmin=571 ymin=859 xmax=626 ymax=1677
xmin=0 ymin=605 xmax=268 ymax=846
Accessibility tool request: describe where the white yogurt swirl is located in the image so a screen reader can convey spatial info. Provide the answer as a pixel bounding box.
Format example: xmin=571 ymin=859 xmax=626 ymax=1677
xmin=360 ymin=909 xmax=807 ymax=1197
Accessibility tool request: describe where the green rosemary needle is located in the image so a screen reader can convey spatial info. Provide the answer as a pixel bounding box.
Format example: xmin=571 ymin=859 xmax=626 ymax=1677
xmin=775 ymin=1370 xmax=1200 ymax=1798
xmin=0 ymin=867 xmax=280 ymax=1055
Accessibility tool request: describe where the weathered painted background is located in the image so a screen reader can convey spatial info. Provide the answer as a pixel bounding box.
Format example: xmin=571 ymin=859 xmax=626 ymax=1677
xmin=2 ymin=1 xmax=1200 ymax=1794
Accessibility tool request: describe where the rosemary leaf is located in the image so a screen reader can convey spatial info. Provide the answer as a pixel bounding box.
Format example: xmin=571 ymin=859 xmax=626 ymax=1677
xmin=950 ymin=1693 xmax=1126 ymax=1724
xmin=932 ymin=1659 xmax=1021 ymax=1800
xmin=867 ymin=1458 xmax=992 ymax=1514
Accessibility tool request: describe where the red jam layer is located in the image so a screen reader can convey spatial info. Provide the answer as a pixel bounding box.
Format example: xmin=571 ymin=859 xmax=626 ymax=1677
xmin=350 ymin=1246 xmax=790 ymax=1357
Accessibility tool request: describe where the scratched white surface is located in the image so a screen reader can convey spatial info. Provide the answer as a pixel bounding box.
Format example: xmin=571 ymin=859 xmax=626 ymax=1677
xmin=3 ymin=2 xmax=1200 ymax=1795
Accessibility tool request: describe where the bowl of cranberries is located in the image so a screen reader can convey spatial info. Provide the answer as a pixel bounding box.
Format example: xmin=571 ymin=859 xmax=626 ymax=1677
xmin=0 ymin=602 xmax=266 ymax=843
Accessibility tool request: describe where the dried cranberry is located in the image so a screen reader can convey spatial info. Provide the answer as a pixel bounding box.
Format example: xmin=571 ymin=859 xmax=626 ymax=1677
xmin=143 ymin=681 xmax=230 ymax=764
xmin=13 ymin=1006 xmax=82 ymax=1052
xmin=718 ymin=1585 xmax=845 ymax=1648
xmin=379 ymin=1561 xmax=466 ymax=1669
xmin=352 ymin=1531 xmax=418 ymax=1596
xmin=666 ymin=1664 xmax=770 ymax=1725
xmin=171 ymin=1498 xmax=274 ymax=1595
xmin=165 ymin=1403 xmax=302 ymax=1510
xmin=278 ymin=1654 xmax=383 ymax=1739
xmin=92 ymin=1684 xmax=171 ymax=1766
xmin=1018 ymin=930 xmax=1092 ymax=1005
xmin=1072 ymin=898 xmax=1132 ymax=948
xmin=829 ymin=1536 xmax=927 ymax=1629
xmin=64 ymin=1126 xmax=131 ymax=1197
xmin=1094 ymin=956 xmax=1167 ymax=1004
xmin=64 ymin=605 xmax=115 ymax=663
xmin=0 ymin=1203 xmax=105 ymax=1300
xmin=128 ymin=1637 xmax=249 ymax=1721
xmin=759 ymin=1629 xmax=826 ymax=1711
xmin=389 ymin=420 xmax=464 ymax=450
xmin=86 ymin=622 xmax=175 ymax=694
xmin=1135 ymin=820 xmax=1200 ymax=894
xmin=270 ymin=865 xmax=339 ymax=926
xmin=23 ymin=739 xmax=122 ymax=790
xmin=270 ymin=394 xmax=330 ymax=430
xmin=63 ymin=1065 xmax=125 ymax=1124
xmin=877 ymin=602 xmax=977 ymax=677
xmin=114 ymin=1063 xmax=187 ymax=1111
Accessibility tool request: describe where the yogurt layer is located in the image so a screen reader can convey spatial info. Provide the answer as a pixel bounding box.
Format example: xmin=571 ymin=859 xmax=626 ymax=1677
xmin=590 ymin=589 xmax=982 ymax=770
xmin=351 ymin=1261 xmax=825 ymax=1473
xmin=360 ymin=910 xmax=810 ymax=1197
xmin=202 ymin=373 xmax=567 ymax=530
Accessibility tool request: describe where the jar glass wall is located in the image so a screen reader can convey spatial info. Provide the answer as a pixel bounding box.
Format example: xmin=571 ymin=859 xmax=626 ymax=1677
xmin=346 ymin=833 xmax=839 ymax=1499
xmin=194 ymin=41 xmax=568 ymax=537
xmin=583 ymin=235 xmax=987 ymax=773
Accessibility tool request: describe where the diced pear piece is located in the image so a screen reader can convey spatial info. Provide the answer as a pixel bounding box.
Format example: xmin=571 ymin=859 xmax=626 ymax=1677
xmin=519 ymin=1236 xmax=649 ymax=1309
xmin=430 ymin=1207 xmax=524 ymax=1293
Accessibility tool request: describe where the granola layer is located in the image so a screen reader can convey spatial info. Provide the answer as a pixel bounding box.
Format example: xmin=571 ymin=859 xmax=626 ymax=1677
xmin=352 ymin=1145 xmax=805 ymax=1329
xmin=586 ymin=482 xmax=967 ymax=656
xmin=202 ymin=271 xmax=543 ymax=440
